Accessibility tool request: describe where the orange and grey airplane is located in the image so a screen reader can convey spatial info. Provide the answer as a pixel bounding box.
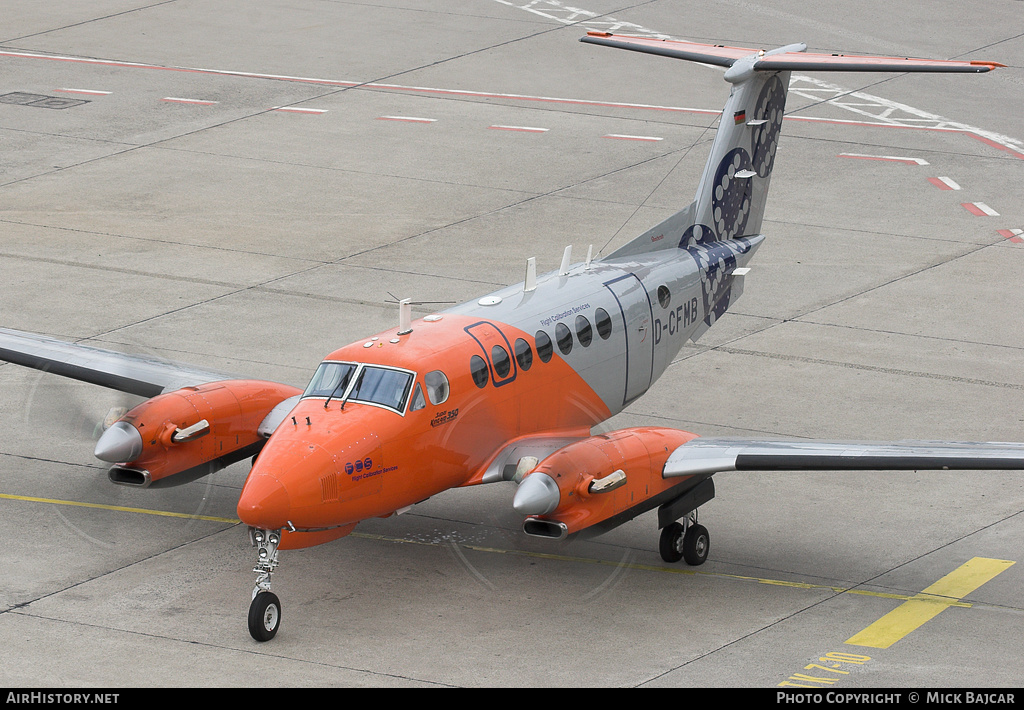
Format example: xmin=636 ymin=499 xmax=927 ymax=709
xmin=0 ymin=34 xmax=1017 ymax=641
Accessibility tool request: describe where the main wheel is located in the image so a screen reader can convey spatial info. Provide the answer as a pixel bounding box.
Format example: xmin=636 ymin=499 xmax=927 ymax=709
xmin=682 ymin=524 xmax=710 ymax=566
xmin=248 ymin=591 xmax=281 ymax=642
xmin=659 ymin=522 xmax=685 ymax=563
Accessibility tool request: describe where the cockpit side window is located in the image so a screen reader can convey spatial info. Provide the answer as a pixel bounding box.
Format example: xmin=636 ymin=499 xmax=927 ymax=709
xmin=410 ymin=383 xmax=426 ymax=411
xmin=424 ymin=371 xmax=449 ymax=405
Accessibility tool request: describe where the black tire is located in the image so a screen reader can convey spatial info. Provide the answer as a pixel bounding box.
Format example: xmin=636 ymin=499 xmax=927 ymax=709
xmin=659 ymin=522 xmax=685 ymax=563
xmin=248 ymin=591 xmax=281 ymax=642
xmin=683 ymin=524 xmax=710 ymax=566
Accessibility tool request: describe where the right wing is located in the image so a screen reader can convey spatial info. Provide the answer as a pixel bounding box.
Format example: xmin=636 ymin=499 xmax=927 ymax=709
xmin=0 ymin=326 xmax=243 ymax=397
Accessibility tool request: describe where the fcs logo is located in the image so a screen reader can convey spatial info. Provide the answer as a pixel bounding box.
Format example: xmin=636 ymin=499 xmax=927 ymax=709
xmin=344 ymin=458 xmax=373 ymax=475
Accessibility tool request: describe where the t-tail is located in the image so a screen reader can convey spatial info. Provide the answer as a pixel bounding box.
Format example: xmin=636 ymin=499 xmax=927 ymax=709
xmin=582 ymin=32 xmax=1003 ymax=259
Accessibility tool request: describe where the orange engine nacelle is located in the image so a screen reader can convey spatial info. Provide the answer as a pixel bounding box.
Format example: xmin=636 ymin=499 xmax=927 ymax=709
xmin=98 ymin=380 xmax=302 ymax=486
xmin=513 ymin=427 xmax=699 ymax=537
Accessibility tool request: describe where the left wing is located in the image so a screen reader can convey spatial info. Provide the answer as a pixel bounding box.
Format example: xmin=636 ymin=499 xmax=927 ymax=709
xmin=664 ymin=438 xmax=1024 ymax=477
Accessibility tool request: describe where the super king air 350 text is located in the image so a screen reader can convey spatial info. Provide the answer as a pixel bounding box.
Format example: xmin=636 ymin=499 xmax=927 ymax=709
xmin=0 ymin=34 xmax=1017 ymax=642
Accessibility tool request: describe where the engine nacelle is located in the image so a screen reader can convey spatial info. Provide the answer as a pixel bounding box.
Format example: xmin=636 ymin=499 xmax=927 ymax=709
xmin=514 ymin=427 xmax=699 ymax=537
xmin=96 ymin=380 xmax=302 ymax=486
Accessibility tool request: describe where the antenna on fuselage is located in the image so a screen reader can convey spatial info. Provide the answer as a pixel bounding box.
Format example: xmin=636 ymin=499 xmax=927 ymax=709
xmin=398 ymin=298 xmax=413 ymax=335
xmin=558 ymin=245 xmax=572 ymax=275
xmin=524 ymin=257 xmax=537 ymax=292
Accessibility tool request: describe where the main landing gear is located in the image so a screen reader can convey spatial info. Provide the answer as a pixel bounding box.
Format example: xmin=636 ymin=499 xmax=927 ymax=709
xmin=659 ymin=512 xmax=709 ymax=565
xmin=656 ymin=476 xmax=714 ymax=566
xmin=248 ymin=528 xmax=282 ymax=641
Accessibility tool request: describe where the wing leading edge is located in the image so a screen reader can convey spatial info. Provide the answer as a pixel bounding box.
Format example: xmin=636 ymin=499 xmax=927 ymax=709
xmin=0 ymin=327 xmax=243 ymax=397
xmin=665 ymin=438 xmax=1024 ymax=477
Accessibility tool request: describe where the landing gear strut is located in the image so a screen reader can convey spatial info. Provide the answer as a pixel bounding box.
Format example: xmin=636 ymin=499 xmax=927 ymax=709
xmin=248 ymin=528 xmax=282 ymax=641
xmin=659 ymin=512 xmax=709 ymax=566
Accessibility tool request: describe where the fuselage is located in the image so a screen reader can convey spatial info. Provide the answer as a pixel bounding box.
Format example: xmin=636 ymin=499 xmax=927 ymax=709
xmin=236 ymin=236 xmax=762 ymax=535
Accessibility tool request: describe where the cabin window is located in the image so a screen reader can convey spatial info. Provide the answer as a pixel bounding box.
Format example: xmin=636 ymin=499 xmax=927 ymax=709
xmin=491 ymin=345 xmax=511 ymax=378
xmin=575 ymin=315 xmax=593 ymax=347
xmin=470 ymin=355 xmax=489 ymax=389
xmin=514 ymin=338 xmax=533 ymax=371
xmin=657 ymin=285 xmax=671 ymax=308
xmin=555 ymin=322 xmax=572 ymax=355
xmin=595 ymin=308 xmax=612 ymax=340
xmin=424 ymin=370 xmax=449 ymax=405
xmin=410 ymin=383 xmax=426 ymax=411
xmin=535 ymin=331 xmax=553 ymax=363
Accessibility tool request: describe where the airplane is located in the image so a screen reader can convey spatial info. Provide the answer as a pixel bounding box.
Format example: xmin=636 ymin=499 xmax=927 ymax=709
xmin=0 ymin=32 xmax=1018 ymax=643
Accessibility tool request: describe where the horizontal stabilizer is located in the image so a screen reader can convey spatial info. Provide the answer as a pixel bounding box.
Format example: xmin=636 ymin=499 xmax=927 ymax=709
xmin=664 ymin=438 xmax=1024 ymax=477
xmin=580 ymin=33 xmax=1003 ymax=73
xmin=0 ymin=327 xmax=241 ymax=397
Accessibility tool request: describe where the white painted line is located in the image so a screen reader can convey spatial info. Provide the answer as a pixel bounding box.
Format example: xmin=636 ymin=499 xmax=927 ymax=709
xmin=604 ymin=134 xmax=663 ymax=142
xmin=162 ymin=97 xmax=218 ymax=105
xmin=55 ymin=88 xmax=111 ymax=95
xmin=839 ymin=153 xmax=929 ymax=165
xmin=962 ymin=202 xmax=999 ymax=217
xmin=378 ymin=115 xmax=437 ymax=123
xmin=928 ymin=176 xmax=961 ymax=190
xmin=489 ymin=125 xmax=549 ymax=133
xmin=271 ymin=106 xmax=327 ymax=114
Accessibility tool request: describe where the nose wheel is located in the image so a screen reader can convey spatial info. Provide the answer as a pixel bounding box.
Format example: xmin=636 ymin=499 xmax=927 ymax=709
xmin=248 ymin=527 xmax=283 ymax=641
xmin=249 ymin=591 xmax=282 ymax=641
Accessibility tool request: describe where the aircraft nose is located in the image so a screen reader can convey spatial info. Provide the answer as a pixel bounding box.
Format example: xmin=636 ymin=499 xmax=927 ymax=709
xmin=94 ymin=421 xmax=143 ymax=463
xmin=237 ymin=472 xmax=292 ymax=530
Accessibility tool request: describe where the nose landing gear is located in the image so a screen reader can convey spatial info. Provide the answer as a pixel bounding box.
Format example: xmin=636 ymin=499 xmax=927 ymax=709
xmin=248 ymin=527 xmax=282 ymax=641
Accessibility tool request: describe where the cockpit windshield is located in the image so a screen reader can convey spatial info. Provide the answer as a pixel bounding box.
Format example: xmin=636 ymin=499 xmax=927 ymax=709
xmin=302 ymin=361 xmax=414 ymax=413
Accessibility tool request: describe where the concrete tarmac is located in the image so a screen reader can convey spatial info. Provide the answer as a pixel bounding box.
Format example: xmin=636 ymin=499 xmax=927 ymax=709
xmin=0 ymin=0 xmax=1022 ymax=688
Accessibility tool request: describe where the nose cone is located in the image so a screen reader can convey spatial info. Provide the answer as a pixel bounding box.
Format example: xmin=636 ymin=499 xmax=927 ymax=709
xmin=237 ymin=471 xmax=292 ymax=530
xmin=94 ymin=421 xmax=144 ymax=463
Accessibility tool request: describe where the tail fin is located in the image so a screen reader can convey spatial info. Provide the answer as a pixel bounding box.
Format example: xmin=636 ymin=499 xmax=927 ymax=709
xmin=583 ymin=33 xmax=1002 ymax=259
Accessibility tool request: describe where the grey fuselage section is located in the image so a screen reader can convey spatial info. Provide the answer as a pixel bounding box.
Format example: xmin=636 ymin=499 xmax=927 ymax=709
xmin=444 ymin=235 xmax=763 ymax=419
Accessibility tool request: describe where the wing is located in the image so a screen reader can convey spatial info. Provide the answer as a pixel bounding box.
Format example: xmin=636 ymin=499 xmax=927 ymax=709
xmin=664 ymin=438 xmax=1024 ymax=477
xmin=0 ymin=326 xmax=242 ymax=397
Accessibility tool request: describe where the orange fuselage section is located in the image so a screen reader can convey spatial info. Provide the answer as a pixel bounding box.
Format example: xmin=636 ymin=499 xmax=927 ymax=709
xmin=237 ymin=315 xmax=611 ymax=540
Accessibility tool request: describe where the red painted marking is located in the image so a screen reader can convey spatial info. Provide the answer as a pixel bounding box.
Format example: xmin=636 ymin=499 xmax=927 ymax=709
xmin=962 ymin=202 xmax=997 ymax=216
xmin=997 ymin=229 xmax=1023 ymax=244
xmin=162 ymin=97 xmax=217 ymax=105
xmin=839 ymin=153 xmax=927 ymax=165
xmin=55 ymin=88 xmax=110 ymax=95
xmin=927 ymin=177 xmax=963 ymax=191
xmin=272 ymin=106 xmax=327 ymax=114
xmin=604 ymin=134 xmax=663 ymax=142
xmin=377 ymin=116 xmax=435 ymax=123
xmin=489 ymin=125 xmax=548 ymax=133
